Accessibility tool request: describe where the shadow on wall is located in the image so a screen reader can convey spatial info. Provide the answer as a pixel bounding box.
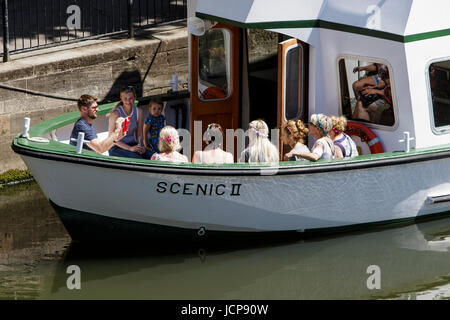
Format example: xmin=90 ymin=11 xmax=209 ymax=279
xmin=100 ymin=70 xmax=143 ymax=104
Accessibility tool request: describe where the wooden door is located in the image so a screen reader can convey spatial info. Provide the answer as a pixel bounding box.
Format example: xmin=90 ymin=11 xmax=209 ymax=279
xmin=277 ymin=38 xmax=308 ymax=158
xmin=190 ymin=24 xmax=240 ymax=157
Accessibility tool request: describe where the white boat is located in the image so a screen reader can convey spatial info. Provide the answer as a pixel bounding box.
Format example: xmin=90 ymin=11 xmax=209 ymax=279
xmin=11 ymin=0 xmax=450 ymax=242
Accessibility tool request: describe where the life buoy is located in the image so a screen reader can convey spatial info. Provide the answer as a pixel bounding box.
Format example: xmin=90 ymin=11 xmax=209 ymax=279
xmin=200 ymin=86 xmax=226 ymax=100
xmin=345 ymin=121 xmax=384 ymax=154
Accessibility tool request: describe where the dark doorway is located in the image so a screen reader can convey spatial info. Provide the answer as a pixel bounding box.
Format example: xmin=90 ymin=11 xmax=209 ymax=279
xmin=246 ymin=30 xmax=287 ymax=130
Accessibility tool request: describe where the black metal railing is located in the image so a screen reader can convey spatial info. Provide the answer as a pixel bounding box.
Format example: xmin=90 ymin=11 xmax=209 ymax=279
xmin=1 ymin=0 xmax=187 ymax=61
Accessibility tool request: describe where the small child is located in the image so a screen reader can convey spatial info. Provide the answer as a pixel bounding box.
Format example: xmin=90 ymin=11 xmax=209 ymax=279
xmin=143 ymin=99 xmax=166 ymax=155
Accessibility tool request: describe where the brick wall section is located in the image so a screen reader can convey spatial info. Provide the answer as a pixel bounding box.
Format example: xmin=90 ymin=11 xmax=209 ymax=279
xmin=0 ymin=24 xmax=189 ymax=173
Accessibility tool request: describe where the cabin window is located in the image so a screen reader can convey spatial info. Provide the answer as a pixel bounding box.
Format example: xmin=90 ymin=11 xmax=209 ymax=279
xmin=284 ymin=45 xmax=303 ymax=121
xmin=338 ymin=58 xmax=394 ymax=127
xmin=198 ymin=28 xmax=231 ymax=101
xmin=428 ymin=60 xmax=450 ymax=129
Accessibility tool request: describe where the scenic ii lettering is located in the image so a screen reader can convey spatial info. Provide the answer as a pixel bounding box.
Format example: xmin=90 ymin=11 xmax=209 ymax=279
xmin=156 ymin=181 xmax=242 ymax=196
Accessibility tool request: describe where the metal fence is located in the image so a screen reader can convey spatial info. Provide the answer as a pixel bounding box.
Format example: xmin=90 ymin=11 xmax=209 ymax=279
xmin=1 ymin=0 xmax=187 ymax=61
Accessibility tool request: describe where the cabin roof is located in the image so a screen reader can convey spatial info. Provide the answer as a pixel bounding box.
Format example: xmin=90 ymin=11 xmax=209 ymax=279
xmin=196 ymin=0 xmax=450 ymax=43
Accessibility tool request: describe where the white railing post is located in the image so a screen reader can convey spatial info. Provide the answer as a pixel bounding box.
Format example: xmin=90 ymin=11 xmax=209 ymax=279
xmin=169 ymin=74 xmax=180 ymax=92
xmin=22 ymin=117 xmax=30 ymax=138
xmin=398 ymin=131 xmax=415 ymax=153
xmin=76 ymin=132 xmax=85 ymax=154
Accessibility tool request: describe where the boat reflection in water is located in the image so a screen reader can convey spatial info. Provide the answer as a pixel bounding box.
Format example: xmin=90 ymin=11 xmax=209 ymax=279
xmin=1 ymin=182 xmax=449 ymax=299
xmin=48 ymin=216 xmax=450 ymax=300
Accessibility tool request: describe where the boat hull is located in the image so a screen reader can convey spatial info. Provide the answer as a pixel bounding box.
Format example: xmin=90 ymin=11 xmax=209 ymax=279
xmin=18 ymin=152 xmax=450 ymax=241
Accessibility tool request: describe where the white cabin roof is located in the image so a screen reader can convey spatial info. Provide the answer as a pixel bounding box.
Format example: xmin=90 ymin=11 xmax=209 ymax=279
xmin=196 ymin=0 xmax=450 ymax=42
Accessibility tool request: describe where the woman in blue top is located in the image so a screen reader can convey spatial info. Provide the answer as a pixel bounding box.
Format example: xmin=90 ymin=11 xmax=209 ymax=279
xmin=108 ymin=86 xmax=152 ymax=159
xmin=329 ymin=115 xmax=358 ymax=158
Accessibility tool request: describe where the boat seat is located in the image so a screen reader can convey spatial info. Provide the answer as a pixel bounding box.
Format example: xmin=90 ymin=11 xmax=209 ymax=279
xmin=60 ymin=131 xmax=110 ymax=156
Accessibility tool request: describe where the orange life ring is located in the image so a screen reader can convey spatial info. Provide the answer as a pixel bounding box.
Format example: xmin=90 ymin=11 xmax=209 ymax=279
xmin=345 ymin=121 xmax=384 ymax=154
xmin=200 ymin=87 xmax=226 ymax=100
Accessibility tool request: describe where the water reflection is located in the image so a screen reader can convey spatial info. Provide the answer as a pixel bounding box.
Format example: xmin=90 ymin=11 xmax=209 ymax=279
xmin=52 ymin=217 xmax=450 ymax=300
xmin=0 ymin=182 xmax=70 ymax=299
xmin=1 ymin=182 xmax=450 ymax=300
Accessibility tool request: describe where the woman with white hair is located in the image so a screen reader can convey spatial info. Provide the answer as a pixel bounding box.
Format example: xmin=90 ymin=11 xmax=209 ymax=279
xmin=239 ymin=119 xmax=279 ymax=163
xmin=284 ymin=114 xmax=342 ymax=161
xmin=150 ymin=126 xmax=188 ymax=163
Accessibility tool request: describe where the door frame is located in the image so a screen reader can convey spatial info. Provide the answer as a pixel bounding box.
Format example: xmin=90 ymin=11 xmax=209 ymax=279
xmin=190 ymin=24 xmax=241 ymax=158
xmin=277 ymin=38 xmax=309 ymax=158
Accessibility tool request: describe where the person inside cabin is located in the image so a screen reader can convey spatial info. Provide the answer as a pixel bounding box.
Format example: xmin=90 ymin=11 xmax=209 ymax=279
xmin=70 ymin=94 xmax=125 ymax=154
xmin=281 ymin=120 xmax=311 ymax=162
xmin=329 ymin=115 xmax=358 ymax=158
xmin=284 ymin=114 xmax=342 ymax=161
xmin=151 ymin=126 xmax=188 ymax=163
xmin=239 ymin=119 xmax=279 ymax=163
xmin=108 ymin=86 xmax=152 ymax=159
xmin=192 ymin=123 xmax=234 ymax=164
xmin=352 ymin=63 xmax=389 ymax=100
xmin=143 ymin=99 xmax=166 ymax=156
xmin=352 ymin=79 xmax=394 ymax=125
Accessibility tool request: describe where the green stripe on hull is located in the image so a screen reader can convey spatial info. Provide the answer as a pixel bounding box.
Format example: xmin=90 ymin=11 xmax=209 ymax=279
xmin=196 ymin=12 xmax=450 ymax=43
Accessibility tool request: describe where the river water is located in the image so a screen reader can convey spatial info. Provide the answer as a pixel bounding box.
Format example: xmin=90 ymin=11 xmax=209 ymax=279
xmin=1 ymin=182 xmax=449 ymax=300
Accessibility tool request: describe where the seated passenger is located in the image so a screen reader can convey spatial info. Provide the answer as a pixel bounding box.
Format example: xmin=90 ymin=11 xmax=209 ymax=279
xmin=192 ymin=123 xmax=233 ymax=164
xmin=239 ymin=120 xmax=278 ymax=163
xmin=70 ymin=94 xmax=125 ymax=154
xmin=151 ymin=126 xmax=188 ymax=163
xmin=143 ymin=99 xmax=166 ymax=156
xmin=285 ymin=114 xmax=341 ymax=161
xmin=281 ymin=120 xmax=310 ymax=161
xmin=352 ymin=63 xmax=389 ymax=100
xmin=329 ymin=115 xmax=358 ymax=158
xmin=108 ymin=86 xmax=152 ymax=159
xmin=352 ymin=79 xmax=393 ymax=125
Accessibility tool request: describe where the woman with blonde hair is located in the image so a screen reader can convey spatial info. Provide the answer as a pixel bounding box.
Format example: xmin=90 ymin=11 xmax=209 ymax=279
xmin=281 ymin=120 xmax=310 ymax=161
xmin=192 ymin=123 xmax=234 ymax=164
xmin=285 ymin=114 xmax=342 ymax=161
xmin=108 ymin=86 xmax=152 ymax=159
xmin=329 ymin=115 xmax=358 ymax=158
xmin=151 ymin=126 xmax=188 ymax=163
xmin=239 ymin=120 xmax=279 ymax=163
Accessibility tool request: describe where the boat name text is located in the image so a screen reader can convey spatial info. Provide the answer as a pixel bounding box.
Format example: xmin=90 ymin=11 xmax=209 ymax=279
xmin=156 ymin=181 xmax=241 ymax=196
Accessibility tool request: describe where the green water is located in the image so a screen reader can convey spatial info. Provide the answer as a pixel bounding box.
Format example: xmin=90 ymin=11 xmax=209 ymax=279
xmin=1 ymin=182 xmax=449 ymax=300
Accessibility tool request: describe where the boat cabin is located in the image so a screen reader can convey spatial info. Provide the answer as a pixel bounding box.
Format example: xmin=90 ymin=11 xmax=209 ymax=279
xmin=186 ymin=0 xmax=450 ymax=157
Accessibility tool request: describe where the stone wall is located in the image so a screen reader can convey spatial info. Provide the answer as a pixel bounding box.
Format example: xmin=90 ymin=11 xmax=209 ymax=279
xmin=0 ymin=23 xmax=189 ymax=173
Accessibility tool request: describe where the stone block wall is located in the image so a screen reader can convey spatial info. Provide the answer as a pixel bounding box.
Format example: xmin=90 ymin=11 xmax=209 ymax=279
xmin=0 ymin=23 xmax=189 ymax=173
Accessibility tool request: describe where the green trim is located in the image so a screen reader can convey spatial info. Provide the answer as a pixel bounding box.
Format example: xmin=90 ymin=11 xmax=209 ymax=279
xmin=404 ymin=28 xmax=450 ymax=43
xmin=196 ymin=12 xmax=450 ymax=43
